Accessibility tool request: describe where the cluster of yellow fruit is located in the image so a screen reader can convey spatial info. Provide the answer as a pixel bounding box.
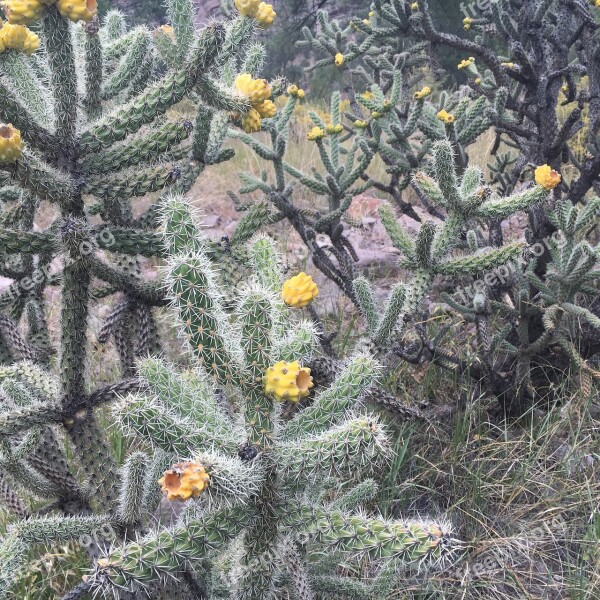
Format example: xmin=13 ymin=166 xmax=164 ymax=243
xmin=307 ymin=126 xmax=326 ymax=141
xmin=414 ymin=85 xmax=432 ymax=100
xmin=159 ymin=461 xmax=210 ymax=502
xmin=264 ymin=360 xmax=314 ymax=403
xmin=287 ymin=84 xmax=305 ymax=100
xmin=234 ymin=73 xmax=276 ymax=133
xmin=437 ymin=109 xmax=455 ymax=124
xmin=463 ymin=17 xmax=473 ymax=30
xmin=234 ymin=0 xmax=276 ymax=28
xmin=0 ymin=0 xmax=97 ymax=24
xmin=534 ymin=164 xmax=562 ymax=190
xmin=0 ymin=123 xmax=23 ymax=164
xmin=457 ymin=57 xmax=475 ymax=70
xmin=0 ymin=17 xmax=39 ymax=54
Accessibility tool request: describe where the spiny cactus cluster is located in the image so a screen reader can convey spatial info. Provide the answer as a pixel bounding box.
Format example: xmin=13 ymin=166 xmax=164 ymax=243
xmin=230 ymin=0 xmax=600 ymax=414
xmin=87 ymin=194 xmax=459 ymax=598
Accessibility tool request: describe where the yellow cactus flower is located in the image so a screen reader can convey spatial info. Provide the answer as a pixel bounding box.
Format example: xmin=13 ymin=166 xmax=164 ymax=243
xmin=0 ymin=123 xmax=23 ymax=164
xmin=354 ymin=119 xmax=368 ymax=129
xmin=264 ymin=360 xmax=314 ymax=403
xmin=0 ymin=0 xmax=45 ymax=25
xmin=463 ymin=17 xmax=472 ymax=29
xmin=414 ymin=85 xmax=432 ymax=100
xmin=457 ymin=57 xmax=474 ymax=70
xmin=56 ymin=0 xmax=97 ymax=22
xmin=307 ymin=126 xmax=326 ymax=141
xmin=437 ymin=109 xmax=455 ymax=124
xmin=234 ymin=73 xmax=272 ymax=104
xmin=242 ymin=107 xmax=262 ymax=133
xmin=234 ymin=0 xmax=260 ymax=17
xmin=334 ymin=52 xmax=345 ymax=66
xmin=255 ymin=2 xmax=276 ymax=28
xmin=411 ymin=2 xmax=419 ymax=10
xmin=159 ymin=462 xmax=210 ymax=502
xmin=287 ymin=84 xmax=305 ymax=99
xmin=254 ymin=99 xmax=276 ymax=118
xmin=326 ymin=124 xmax=343 ymax=135
xmin=534 ymin=165 xmax=561 ymax=190
xmin=361 ymin=90 xmax=374 ymax=100
xmin=282 ymin=272 xmax=319 ymax=308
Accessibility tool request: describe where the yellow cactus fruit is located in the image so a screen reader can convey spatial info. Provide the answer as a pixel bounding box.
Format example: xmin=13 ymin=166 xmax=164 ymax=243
xmin=22 ymin=26 xmax=39 ymax=53
xmin=255 ymin=2 xmax=276 ymax=28
xmin=0 ymin=0 xmax=45 ymax=25
xmin=437 ymin=109 xmax=455 ymax=124
xmin=254 ymin=99 xmax=276 ymax=118
xmin=234 ymin=0 xmax=261 ymax=17
xmin=411 ymin=2 xmax=419 ymax=10
xmin=463 ymin=17 xmax=472 ymax=29
xmin=56 ymin=0 xmax=97 ymax=23
xmin=414 ymin=86 xmax=431 ymax=100
xmin=264 ymin=360 xmax=314 ymax=403
xmin=457 ymin=57 xmax=474 ymax=70
xmin=371 ymin=111 xmax=382 ymax=119
xmin=158 ymin=462 xmax=210 ymax=502
xmin=234 ymin=73 xmax=272 ymax=104
xmin=287 ymin=84 xmax=305 ymax=99
xmin=534 ymin=165 xmax=562 ymax=190
xmin=474 ymin=77 xmax=482 ymax=85
xmin=354 ymin=119 xmax=368 ymax=129
xmin=282 ymin=272 xmax=319 ymax=308
xmin=326 ymin=123 xmax=343 ymax=135
xmin=0 ymin=123 xmax=23 ymax=164
xmin=307 ymin=126 xmax=326 ymax=141
xmin=242 ymin=107 xmax=262 ymax=133
xmin=334 ymin=52 xmax=345 ymax=66
xmin=156 ymin=24 xmax=174 ymax=38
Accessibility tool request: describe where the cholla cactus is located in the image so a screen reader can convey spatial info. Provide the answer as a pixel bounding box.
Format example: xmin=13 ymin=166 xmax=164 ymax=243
xmin=0 ymin=0 xmax=279 ymax=596
xmin=83 ymin=194 xmax=460 ymax=598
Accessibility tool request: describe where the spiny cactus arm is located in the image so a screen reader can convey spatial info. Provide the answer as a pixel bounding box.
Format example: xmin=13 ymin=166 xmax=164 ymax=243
xmin=248 ymin=235 xmax=284 ymax=294
xmin=80 ymin=120 xmax=193 ymax=175
xmin=9 ymin=514 xmax=111 ymax=544
xmin=167 ymin=254 xmax=243 ymax=386
xmin=280 ymin=537 xmax=314 ymax=600
xmin=114 ymin=393 xmax=221 ymax=455
xmin=137 ymin=357 xmax=239 ymax=449
xmin=84 ymin=163 xmax=182 ymax=202
xmin=373 ymin=283 xmax=407 ymax=346
xmin=88 ymin=255 xmax=166 ymax=305
xmin=160 ymin=191 xmax=206 ymax=255
xmin=1 ymin=153 xmax=74 ymax=205
xmin=282 ymin=355 xmax=379 ymax=439
xmin=101 ymin=27 xmax=152 ymax=101
xmin=0 ymin=471 xmax=29 ymax=518
xmin=0 ymin=80 xmax=58 ymax=152
xmin=475 ymin=186 xmax=548 ymax=220
xmin=353 ymin=277 xmax=379 ymax=336
xmin=83 ymin=18 xmax=103 ymax=121
xmin=278 ymin=416 xmax=388 ymax=484
xmin=285 ymin=506 xmax=457 ymax=564
xmin=274 ymin=320 xmax=319 ymax=363
xmin=92 ymin=505 xmax=250 ymax=589
xmin=229 ymin=202 xmax=283 ymax=247
xmin=0 ymin=534 xmax=29 ymax=600
xmin=378 ymin=202 xmax=415 ymax=259
xmin=435 ymin=242 xmax=524 ymax=276
xmin=329 ymin=478 xmax=379 ymax=512
xmin=93 ymin=227 xmax=165 ymax=257
xmin=116 ymin=451 xmax=147 ymax=526
xmin=0 ymin=402 xmax=63 ymax=435
xmin=166 ymin=0 xmax=196 ymax=60
xmin=0 ymin=228 xmax=56 ymax=254
xmin=0 ymin=52 xmax=52 ymax=130
xmin=43 ymin=6 xmax=78 ymax=144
